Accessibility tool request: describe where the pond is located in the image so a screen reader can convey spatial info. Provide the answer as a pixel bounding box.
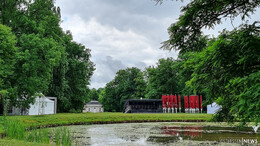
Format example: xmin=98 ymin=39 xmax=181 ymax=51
xmin=54 ymin=122 xmax=259 ymax=145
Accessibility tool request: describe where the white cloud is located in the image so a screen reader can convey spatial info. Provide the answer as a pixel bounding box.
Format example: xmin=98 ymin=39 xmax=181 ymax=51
xmin=60 ymin=14 xmax=178 ymax=88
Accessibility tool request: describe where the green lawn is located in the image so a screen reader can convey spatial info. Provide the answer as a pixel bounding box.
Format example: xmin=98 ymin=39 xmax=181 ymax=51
xmin=0 ymin=112 xmax=212 ymax=134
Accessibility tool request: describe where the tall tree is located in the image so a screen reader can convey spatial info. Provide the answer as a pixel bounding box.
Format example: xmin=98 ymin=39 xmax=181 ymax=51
xmin=102 ymin=67 xmax=146 ymax=112
xmin=0 ymin=24 xmax=17 ymax=113
xmin=47 ymin=31 xmax=95 ymax=112
xmin=12 ymin=34 xmax=62 ymax=107
xmin=0 ymin=24 xmax=17 ymax=94
xmin=145 ymin=58 xmax=183 ymax=99
xmin=0 ymin=0 xmax=95 ymax=112
xmin=1 ymin=0 xmax=65 ymax=108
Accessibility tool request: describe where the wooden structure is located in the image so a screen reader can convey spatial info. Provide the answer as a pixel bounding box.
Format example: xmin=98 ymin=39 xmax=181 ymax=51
xmin=123 ymin=99 xmax=162 ymax=113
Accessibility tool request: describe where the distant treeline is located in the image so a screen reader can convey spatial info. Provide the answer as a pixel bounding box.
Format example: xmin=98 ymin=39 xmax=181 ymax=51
xmin=95 ymin=0 xmax=260 ymax=126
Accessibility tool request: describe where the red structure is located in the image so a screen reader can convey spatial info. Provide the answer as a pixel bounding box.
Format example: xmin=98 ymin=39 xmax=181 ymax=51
xmin=174 ymin=95 xmax=177 ymax=112
xmin=162 ymin=95 xmax=166 ymax=113
xmin=195 ymin=95 xmax=199 ymax=112
xmin=178 ymin=95 xmax=181 ymax=112
xmin=184 ymin=96 xmax=188 ymax=113
xmin=170 ymin=95 xmax=174 ymax=109
xmin=189 ymin=95 xmax=196 ymax=113
xmin=200 ymin=95 xmax=203 ymax=113
xmin=162 ymin=94 xmax=203 ymax=113
xmin=166 ymin=95 xmax=170 ymax=109
xmin=189 ymin=95 xmax=193 ymax=113
xmin=162 ymin=95 xmax=166 ymax=108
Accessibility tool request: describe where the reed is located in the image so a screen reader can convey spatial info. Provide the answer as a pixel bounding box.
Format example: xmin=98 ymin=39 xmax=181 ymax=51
xmin=53 ymin=127 xmax=72 ymax=146
xmin=26 ymin=126 xmax=50 ymax=144
xmin=3 ymin=119 xmax=73 ymax=145
xmin=5 ymin=119 xmax=25 ymax=140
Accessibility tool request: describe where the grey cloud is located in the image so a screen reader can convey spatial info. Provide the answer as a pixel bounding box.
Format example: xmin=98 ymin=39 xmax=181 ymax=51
xmin=57 ymin=0 xmax=183 ymax=41
xmin=134 ymin=61 xmax=147 ymax=70
xmin=90 ymin=56 xmax=126 ymax=88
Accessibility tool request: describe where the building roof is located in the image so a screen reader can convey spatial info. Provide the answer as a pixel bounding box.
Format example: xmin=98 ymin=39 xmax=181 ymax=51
xmin=125 ymin=99 xmax=162 ymax=103
xmin=86 ymin=100 xmax=102 ymax=105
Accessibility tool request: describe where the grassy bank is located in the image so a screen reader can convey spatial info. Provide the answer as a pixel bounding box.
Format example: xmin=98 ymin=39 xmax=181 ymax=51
xmin=0 ymin=112 xmax=212 ymax=134
xmin=0 ymin=138 xmax=50 ymax=146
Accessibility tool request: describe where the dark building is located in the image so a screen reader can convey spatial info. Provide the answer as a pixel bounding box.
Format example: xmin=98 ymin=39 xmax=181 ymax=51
xmin=123 ymin=99 xmax=162 ymax=113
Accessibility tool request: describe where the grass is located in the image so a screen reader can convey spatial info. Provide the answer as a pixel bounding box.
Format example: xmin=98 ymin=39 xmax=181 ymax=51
xmin=0 ymin=112 xmax=212 ymax=134
xmin=0 ymin=138 xmax=50 ymax=146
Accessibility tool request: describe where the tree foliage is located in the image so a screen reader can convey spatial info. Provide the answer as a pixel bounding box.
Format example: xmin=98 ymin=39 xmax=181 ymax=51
xmin=0 ymin=24 xmax=17 ymax=96
xmin=145 ymin=58 xmax=183 ymax=99
xmin=0 ymin=0 xmax=94 ymax=112
xmin=88 ymin=89 xmax=99 ymax=101
xmin=157 ymin=0 xmax=260 ymax=53
xmin=101 ymin=67 xmax=146 ymax=112
xmin=186 ymin=23 xmax=260 ymax=124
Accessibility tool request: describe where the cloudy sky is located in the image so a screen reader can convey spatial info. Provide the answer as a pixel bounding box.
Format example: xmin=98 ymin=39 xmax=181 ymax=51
xmin=55 ymin=0 xmax=259 ymax=89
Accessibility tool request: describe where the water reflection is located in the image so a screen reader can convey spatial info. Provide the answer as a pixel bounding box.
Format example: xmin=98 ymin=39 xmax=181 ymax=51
xmin=53 ymin=123 xmax=259 ymax=145
xmin=161 ymin=126 xmax=203 ymax=138
xmin=147 ymin=125 xmax=260 ymax=145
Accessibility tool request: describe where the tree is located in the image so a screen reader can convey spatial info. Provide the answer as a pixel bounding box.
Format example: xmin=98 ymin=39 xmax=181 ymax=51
xmin=12 ymin=34 xmax=62 ymax=108
xmin=0 ymin=24 xmax=17 ymax=114
xmin=145 ymin=58 xmax=183 ymax=99
xmin=102 ymin=67 xmax=146 ymax=112
xmin=187 ymin=23 xmax=260 ymax=124
xmin=0 ymin=0 xmax=64 ymax=108
xmin=88 ymin=88 xmax=99 ymax=101
xmin=0 ymin=0 xmax=95 ymax=112
xmin=156 ymin=0 xmax=260 ymax=53
xmin=102 ymin=82 xmax=118 ymax=112
xmin=47 ymin=31 xmax=95 ymax=112
xmin=0 ymin=24 xmax=17 ymax=94
xmin=97 ymin=88 xmax=105 ymax=103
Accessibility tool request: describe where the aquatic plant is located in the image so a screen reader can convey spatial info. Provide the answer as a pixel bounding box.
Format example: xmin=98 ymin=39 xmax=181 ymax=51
xmin=3 ymin=119 xmax=73 ymax=145
xmin=53 ymin=127 xmax=72 ymax=146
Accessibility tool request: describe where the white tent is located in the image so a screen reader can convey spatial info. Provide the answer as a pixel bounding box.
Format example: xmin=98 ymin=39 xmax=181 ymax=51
xmin=207 ymin=102 xmax=222 ymax=114
xmin=28 ymin=97 xmax=57 ymax=115
xmin=9 ymin=96 xmax=57 ymax=115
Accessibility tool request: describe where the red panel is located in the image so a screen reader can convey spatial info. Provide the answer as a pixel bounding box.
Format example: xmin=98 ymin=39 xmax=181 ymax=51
xmin=193 ymin=95 xmax=195 ymax=109
xmin=167 ymin=94 xmax=170 ymax=108
xmin=196 ymin=95 xmax=199 ymax=109
xmin=190 ymin=96 xmax=193 ymax=109
xmin=170 ymin=95 xmax=174 ymax=108
xmin=189 ymin=95 xmax=196 ymax=109
xmin=184 ymin=96 xmax=188 ymax=109
xmin=174 ymin=95 xmax=177 ymax=108
xmin=162 ymin=95 xmax=166 ymax=108
xmin=193 ymin=96 xmax=196 ymax=109
xmin=200 ymin=95 xmax=202 ymax=110
xmin=178 ymin=95 xmax=181 ymax=108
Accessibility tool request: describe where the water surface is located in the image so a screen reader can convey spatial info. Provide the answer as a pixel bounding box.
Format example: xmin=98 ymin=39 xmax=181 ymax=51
xmin=57 ymin=122 xmax=260 ymax=145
